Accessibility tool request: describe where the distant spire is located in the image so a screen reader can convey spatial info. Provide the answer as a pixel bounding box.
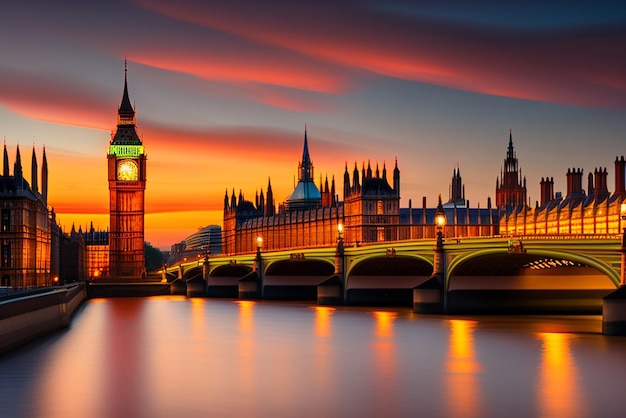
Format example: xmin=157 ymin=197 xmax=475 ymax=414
xmin=3 ymin=141 xmax=8 ymax=177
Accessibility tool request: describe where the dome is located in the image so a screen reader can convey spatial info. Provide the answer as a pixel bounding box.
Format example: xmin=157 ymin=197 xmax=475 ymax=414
xmin=285 ymin=180 xmax=321 ymax=210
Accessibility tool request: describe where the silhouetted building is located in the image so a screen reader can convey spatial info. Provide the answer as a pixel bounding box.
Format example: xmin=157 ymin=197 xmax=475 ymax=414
xmin=59 ymin=225 xmax=86 ymax=283
xmin=445 ymin=164 xmax=466 ymax=208
xmin=108 ymin=64 xmax=147 ymax=279
xmin=0 ymin=144 xmax=60 ymax=288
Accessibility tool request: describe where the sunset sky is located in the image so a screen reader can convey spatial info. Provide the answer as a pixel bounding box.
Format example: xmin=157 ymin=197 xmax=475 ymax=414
xmin=1 ymin=0 xmax=624 ymax=249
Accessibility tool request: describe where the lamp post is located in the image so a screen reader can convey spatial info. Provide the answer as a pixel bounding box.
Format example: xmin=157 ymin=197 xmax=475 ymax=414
xmin=619 ymin=202 xmax=626 ymax=286
xmin=255 ymin=236 xmax=263 ymax=274
xmin=434 ymin=194 xmax=447 ymax=285
xmin=335 ymin=223 xmax=344 ymax=275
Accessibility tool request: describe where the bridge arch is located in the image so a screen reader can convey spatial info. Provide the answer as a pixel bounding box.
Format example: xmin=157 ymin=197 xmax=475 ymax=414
xmin=182 ymin=265 xmax=203 ymax=281
xmin=263 ymin=258 xmax=335 ymax=300
xmin=346 ymin=255 xmax=433 ymax=306
xmin=206 ymin=263 xmax=253 ymax=298
xmin=445 ymin=248 xmax=618 ymax=313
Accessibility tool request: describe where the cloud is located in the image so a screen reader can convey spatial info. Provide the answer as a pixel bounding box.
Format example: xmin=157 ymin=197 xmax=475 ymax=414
xmin=137 ymin=0 xmax=626 ymax=108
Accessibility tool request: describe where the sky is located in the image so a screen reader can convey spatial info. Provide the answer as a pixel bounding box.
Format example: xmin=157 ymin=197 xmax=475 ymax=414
xmin=0 ymin=0 xmax=624 ymax=250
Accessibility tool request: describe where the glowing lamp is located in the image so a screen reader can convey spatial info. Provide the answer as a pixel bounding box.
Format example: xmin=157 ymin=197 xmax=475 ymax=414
xmin=435 ymin=193 xmax=446 ymax=229
xmin=621 ymin=203 xmax=626 ymax=220
xmin=256 ymin=236 xmax=263 ymax=249
xmin=338 ymin=223 xmax=344 ymax=234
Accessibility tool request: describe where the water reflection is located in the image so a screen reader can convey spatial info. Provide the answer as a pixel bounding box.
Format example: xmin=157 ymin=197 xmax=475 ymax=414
xmin=445 ymin=319 xmax=482 ymax=418
xmin=2 ymin=299 xmax=625 ymax=418
xmin=313 ymin=306 xmax=335 ymax=337
xmin=536 ymin=332 xmax=586 ymax=418
xmin=371 ymin=311 xmax=399 ymax=417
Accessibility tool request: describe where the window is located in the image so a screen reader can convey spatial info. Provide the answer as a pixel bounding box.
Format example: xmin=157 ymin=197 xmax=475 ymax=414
xmin=1 ymin=209 xmax=9 ymax=232
xmin=1 ymin=240 xmax=10 ymax=267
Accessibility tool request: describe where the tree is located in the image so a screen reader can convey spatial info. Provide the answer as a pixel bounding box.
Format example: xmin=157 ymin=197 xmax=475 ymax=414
xmin=144 ymin=242 xmax=165 ymax=273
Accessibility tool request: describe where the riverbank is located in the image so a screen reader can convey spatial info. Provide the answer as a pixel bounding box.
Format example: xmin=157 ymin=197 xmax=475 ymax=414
xmin=0 ymin=283 xmax=87 ymax=355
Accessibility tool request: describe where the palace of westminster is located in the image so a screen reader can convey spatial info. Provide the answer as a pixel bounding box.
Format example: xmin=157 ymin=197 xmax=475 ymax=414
xmin=1 ymin=72 xmax=625 ymax=287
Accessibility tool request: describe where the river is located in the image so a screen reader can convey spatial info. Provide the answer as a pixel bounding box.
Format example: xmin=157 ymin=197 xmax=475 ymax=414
xmin=1 ymin=296 xmax=625 ymax=417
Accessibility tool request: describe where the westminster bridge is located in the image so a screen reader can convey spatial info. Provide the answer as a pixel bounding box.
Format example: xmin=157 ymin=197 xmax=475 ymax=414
xmin=162 ymin=234 xmax=623 ymax=314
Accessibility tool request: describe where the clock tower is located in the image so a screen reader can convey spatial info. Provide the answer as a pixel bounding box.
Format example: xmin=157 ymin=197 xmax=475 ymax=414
xmin=107 ymin=64 xmax=147 ymax=279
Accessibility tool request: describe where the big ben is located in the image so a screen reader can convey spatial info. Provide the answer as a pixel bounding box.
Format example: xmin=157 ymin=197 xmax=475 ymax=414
xmin=108 ymin=65 xmax=146 ymax=279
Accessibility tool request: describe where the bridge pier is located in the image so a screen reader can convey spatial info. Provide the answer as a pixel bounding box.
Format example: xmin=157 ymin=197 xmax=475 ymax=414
xmin=170 ymin=278 xmax=186 ymax=295
xmin=318 ymin=275 xmax=344 ymax=305
xmin=602 ymin=287 xmax=626 ymax=335
xmin=239 ymin=246 xmax=263 ymax=299
xmin=413 ymin=276 xmax=444 ymax=313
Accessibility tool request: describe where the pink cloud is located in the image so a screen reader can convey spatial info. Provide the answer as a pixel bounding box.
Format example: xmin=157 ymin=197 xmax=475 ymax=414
xmin=136 ymin=0 xmax=626 ymax=108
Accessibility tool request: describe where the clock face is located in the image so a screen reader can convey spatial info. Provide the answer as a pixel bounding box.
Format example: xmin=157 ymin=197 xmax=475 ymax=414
xmin=117 ymin=160 xmax=138 ymax=181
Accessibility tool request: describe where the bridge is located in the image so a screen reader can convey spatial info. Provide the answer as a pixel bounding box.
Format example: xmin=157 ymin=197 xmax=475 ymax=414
xmin=163 ymin=234 xmax=623 ymax=314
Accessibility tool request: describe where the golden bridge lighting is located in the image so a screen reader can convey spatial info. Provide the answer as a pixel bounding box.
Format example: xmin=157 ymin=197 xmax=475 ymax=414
xmin=524 ymin=259 xmax=581 ymax=270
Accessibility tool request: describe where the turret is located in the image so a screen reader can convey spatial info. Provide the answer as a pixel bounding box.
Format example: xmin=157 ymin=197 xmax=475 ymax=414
xmin=3 ymin=142 xmax=8 ymax=177
xmin=343 ymin=162 xmax=350 ymax=199
xmin=31 ymin=146 xmax=38 ymax=194
xmin=265 ymin=178 xmax=275 ymax=217
xmin=393 ymin=158 xmax=400 ymax=197
xmin=14 ymin=145 xmax=23 ymax=189
xmin=41 ymin=146 xmax=48 ymax=203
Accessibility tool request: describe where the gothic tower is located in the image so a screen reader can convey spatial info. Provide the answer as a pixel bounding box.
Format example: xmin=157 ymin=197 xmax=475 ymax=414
xmin=495 ymin=130 xmax=527 ymax=213
xmin=107 ymin=64 xmax=147 ymax=279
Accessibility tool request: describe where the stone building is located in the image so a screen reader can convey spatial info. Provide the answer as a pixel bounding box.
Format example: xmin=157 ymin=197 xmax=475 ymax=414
xmin=0 ymin=144 xmax=60 ymax=288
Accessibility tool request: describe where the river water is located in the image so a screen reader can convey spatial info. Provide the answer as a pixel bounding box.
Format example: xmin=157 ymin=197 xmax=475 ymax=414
xmin=1 ymin=296 xmax=625 ymax=418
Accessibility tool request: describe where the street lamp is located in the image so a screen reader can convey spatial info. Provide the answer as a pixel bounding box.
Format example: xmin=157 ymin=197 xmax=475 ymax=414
xmin=435 ymin=194 xmax=446 ymax=249
xmin=337 ymin=223 xmax=344 ymax=245
xmin=256 ymin=236 xmax=263 ymax=255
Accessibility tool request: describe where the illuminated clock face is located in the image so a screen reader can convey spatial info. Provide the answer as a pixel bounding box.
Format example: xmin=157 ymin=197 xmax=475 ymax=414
xmin=117 ymin=160 xmax=138 ymax=181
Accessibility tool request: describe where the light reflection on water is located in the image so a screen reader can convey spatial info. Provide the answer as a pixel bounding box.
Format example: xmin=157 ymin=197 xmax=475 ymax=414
xmin=1 ymin=297 xmax=625 ymax=418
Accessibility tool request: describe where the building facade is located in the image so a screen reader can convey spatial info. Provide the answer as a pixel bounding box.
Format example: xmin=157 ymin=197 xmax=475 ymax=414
xmin=82 ymin=223 xmax=109 ymax=279
xmin=107 ymin=66 xmax=147 ymax=279
xmin=501 ymin=156 xmax=626 ymax=235
xmin=222 ymin=130 xmax=499 ymax=255
xmin=168 ymin=225 xmax=222 ymax=265
xmin=0 ymin=144 xmax=60 ymax=288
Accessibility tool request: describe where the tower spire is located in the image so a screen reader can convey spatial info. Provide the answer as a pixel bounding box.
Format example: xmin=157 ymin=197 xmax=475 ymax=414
xmin=118 ymin=60 xmax=136 ymax=126
xmin=299 ymin=127 xmax=313 ymax=182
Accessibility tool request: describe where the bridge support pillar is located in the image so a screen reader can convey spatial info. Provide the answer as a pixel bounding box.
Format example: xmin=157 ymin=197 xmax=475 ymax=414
xmin=318 ymin=274 xmax=344 ymax=305
xmin=413 ymin=276 xmax=444 ymax=313
xmin=602 ymin=286 xmax=626 ymax=335
xmin=186 ymin=277 xmax=206 ymax=297
xmin=170 ymin=278 xmax=186 ymax=295
xmin=239 ymin=271 xmax=262 ymax=299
